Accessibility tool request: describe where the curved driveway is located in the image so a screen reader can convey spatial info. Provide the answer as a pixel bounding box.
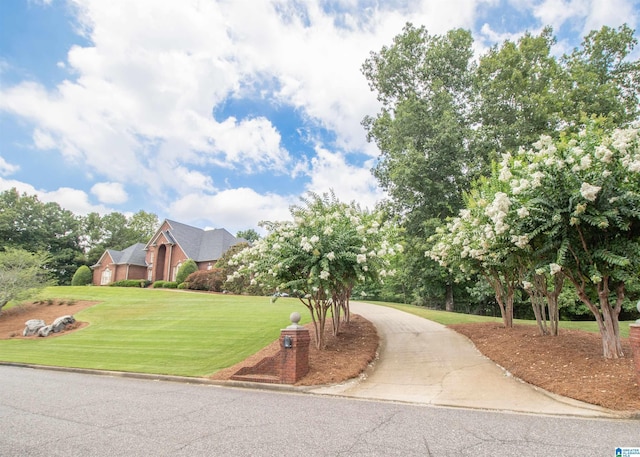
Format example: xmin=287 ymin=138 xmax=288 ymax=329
xmin=311 ymin=302 xmax=619 ymax=418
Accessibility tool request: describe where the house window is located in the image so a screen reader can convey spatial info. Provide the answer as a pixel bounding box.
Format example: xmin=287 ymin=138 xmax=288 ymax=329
xmin=101 ymin=268 xmax=112 ymax=285
xmin=147 ymin=268 xmax=152 ymax=281
xmin=173 ymin=261 xmax=182 ymax=282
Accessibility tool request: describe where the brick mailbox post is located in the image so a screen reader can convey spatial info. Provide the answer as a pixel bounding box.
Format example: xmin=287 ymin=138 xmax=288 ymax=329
xmin=631 ymin=325 xmax=640 ymax=385
xmin=631 ymin=301 xmax=640 ymax=386
xmin=280 ymin=312 xmax=311 ymax=384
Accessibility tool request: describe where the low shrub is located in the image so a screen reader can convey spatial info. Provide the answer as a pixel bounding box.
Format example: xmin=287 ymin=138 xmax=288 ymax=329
xmin=71 ymin=265 xmax=93 ymax=286
xmin=110 ymin=279 xmax=151 ymax=288
xmin=176 ymin=259 xmax=198 ymax=285
xmin=183 ymin=269 xmax=224 ymax=292
xmin=152 ymin=281 xmax=178 ymax=289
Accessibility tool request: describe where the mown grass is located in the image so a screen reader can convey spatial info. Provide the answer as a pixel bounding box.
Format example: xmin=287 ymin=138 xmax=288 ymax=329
xmin=365 ymin=301 xmax=635 ymax=338
xmin=0 ymin=287 xmax=306 ymax=377
xmin=3 ymin=290 xmax=635 ymax=377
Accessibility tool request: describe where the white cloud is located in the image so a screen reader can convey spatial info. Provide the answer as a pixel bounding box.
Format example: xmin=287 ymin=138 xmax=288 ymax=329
xmin=582 ymin=0 xmax=638 ymax=36
xmin=44 ymin=186 xmax=112 ymax=215
xmin=531 ymin=0 xmax=585 ymax=31
xmin=478 ymin=23 xmax=532 ymax=47
xmin=4 ymin=0 xmax=636 ymax=233
xmin=305 ymin=147 xmax=385 ymax=210
xmin=211 ymin=116 xmax=291 ymax=172
xmin=168 ymin=188 xmax=295 ymax=234
xmin=91 ymin=181 xmax=128 ymax=204
xmin=0 ymin=156 xmax=19 ymax=176
xmin=32 ymin=129 xmax=57 ymax=150
xmin=0 ymin=177 xmax=113 ymax=215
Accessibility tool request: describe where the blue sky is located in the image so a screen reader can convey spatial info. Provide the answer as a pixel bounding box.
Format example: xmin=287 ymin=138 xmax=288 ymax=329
xmin=1 ymin=0 xmax=638 ymax=235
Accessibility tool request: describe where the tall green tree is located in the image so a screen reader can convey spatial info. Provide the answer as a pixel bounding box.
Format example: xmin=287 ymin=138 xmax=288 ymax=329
xmin=362 ymin=24 xmax=480 ymax=228
xmin=127 ymin=210 xmax=159 ymax=242
xmin=475 ymin=27 xmax=563 ymax=157
xmin=362 ymin=25 xmax=481 ymax=310
xmin=363 ymin=24 xmax=640 ymax=309
xmin=236 ymin=229 xmax=260 ymax=243
xmin=82 ymin=210 xmax=158 ymax=265
xmin=0 ymin=189 xmax=83 ymax=285
xmin=562 ymin=24 xmax=640 ymax=128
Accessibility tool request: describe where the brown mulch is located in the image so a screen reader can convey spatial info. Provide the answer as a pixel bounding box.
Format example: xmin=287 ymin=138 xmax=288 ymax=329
xmin=210 ymin=314 xmax=379 ymax=386
xmin=2 ymin=301 xmax=639 ymax=412
xmin=0 ymin=300 xmax=95 ymax=338
xmin=450 ymin=323 xmax=640 ymax=412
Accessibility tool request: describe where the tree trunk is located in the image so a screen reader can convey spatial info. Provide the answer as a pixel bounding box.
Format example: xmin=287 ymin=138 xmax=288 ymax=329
xmin=445 ymin=283 xmax=454 ymax=312
xmin=485 ymin=271 xmax=514 ymax=328
xmin=597 ymin=282 xmax=624 ymax=358
xmin=527 ymin=287 xmax=548 ymax=336
xmin=546 ymin=273 xmax=563 ymax=337
xmin=569 ymin=275 xmax=624 ymax=359
xmin=300 ymin=294 xmax=331 ymax=350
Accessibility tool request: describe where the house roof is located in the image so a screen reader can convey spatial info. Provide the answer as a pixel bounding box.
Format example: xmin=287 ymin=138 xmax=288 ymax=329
xmin=106 ymin=242 xmax=147 ymax=266
xmin=151 ymin=219 xmax=245 ymax=262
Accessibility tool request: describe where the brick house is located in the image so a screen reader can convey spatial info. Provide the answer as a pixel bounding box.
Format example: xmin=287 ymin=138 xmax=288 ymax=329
xmin=91 ymin=219 xmax=246 ymax=285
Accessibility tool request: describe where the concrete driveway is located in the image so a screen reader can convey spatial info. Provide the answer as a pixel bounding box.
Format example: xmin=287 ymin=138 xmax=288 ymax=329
xmin=310 ymin=302 xmax=619 ymax=418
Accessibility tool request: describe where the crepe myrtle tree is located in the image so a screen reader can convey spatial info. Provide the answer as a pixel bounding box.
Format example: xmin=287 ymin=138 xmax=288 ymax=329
xmin=229 ymin=192 xmax=401 ymax=350
xmin=496 ymin=121 xmax=640 ymax=358
xmin=427 ymin=180 xmax=527 ymax=329
xmin=429 ymin=157 xmax=568 ymax=335
xmin=433 ymin=121 xmax=640 ymax=358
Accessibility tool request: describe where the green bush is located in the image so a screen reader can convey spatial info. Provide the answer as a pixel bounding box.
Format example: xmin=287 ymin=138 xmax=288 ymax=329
xmin=71 ymin=265 xmax=93 ymax=286
xmin=176 ymin=259 xmax=198 ymax=285
xmin=183 ymin=268 xmax=224 ymax=291
xmin=152 ymin=281 xmax=178 ymax=289
xmin=110 ymin=279 xmax=151 ymax=288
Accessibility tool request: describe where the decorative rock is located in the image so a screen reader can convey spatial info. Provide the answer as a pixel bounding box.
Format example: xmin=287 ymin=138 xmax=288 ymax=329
xmin=51 ymin=315 xmax=75 ymax=333
xmin=38 ymin=325 xmax=53 ymax=337
xmin=23 ymin=319 xmax=45 ymax=337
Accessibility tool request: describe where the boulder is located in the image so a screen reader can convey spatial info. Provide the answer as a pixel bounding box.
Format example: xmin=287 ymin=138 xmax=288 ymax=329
xmin=52 ymin=315 xmax=75 ymax=333
xmin=23 ymin=319 xmax=45 ymax=337
xmin=38 ymin=325 xmax=53 ymax=337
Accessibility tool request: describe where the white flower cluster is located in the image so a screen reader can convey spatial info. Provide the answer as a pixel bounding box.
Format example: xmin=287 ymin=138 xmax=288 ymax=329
xmin=228 ymin=193 xmax=400 ymax=299
xmin=485 ymin=192 xmax=511 ymax=235
xmin=579 ymin=182 xmax=601 ymax=202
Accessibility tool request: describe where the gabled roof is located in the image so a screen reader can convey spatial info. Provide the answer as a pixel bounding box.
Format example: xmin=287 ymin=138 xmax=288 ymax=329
xmin=149 ymin=219 xmax=245 ymax=262
xmin=107 ymin=243 xmax=147 ymax=266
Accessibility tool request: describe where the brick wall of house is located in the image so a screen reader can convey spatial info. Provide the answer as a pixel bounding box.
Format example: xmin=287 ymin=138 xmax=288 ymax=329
xmin=92 ymin=252 xmax=115 ymax=285
xmin=114 ymin=265 xmax=147 ymax=282
xmin=197 ymin=261 xmax=217 ymax=271
xmin=92 ymin=261 xmax=149 ymax=285
xmin=146 ymin=227 xmax=189 ymax=282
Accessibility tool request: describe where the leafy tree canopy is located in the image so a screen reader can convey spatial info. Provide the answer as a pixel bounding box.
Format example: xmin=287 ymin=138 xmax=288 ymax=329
xmin=0 ymin=248 xmax=54 ymax=311
xmin=236 ymin=229 xmax=260 ymax=243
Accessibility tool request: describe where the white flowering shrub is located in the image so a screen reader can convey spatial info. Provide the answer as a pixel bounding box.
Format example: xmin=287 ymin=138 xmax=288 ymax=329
xmin=230 ymin=192 xmax=401 ymax=349
xmin=427 ymin=176 xmax=525 ymax=328
xmin=430 ymin=121 xmax=640 ymax=358
xmin=501 ymin=122 xmax=640 ymax=358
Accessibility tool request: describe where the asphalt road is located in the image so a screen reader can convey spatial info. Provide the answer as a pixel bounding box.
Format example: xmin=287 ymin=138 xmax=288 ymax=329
xmin=0 ymin=365 xmax=637 ymax=456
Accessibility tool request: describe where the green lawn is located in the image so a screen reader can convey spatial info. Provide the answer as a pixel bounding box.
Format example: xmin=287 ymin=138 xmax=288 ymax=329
xmin=0 ymin=287 xmax=306 ymax=377
xmin=3 ymin=290 xmax=635 ymax=378
xmin=366 ymin=301 xmax=635 ymax=338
